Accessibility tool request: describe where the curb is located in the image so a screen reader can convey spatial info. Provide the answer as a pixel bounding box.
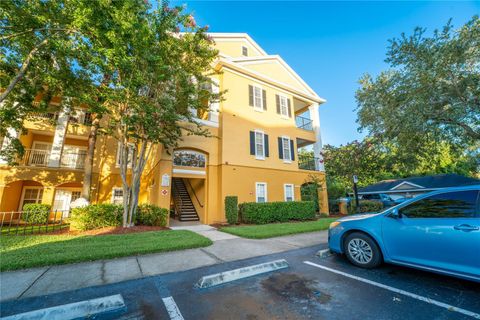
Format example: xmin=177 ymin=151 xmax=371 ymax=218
xmin=195 ymin=259 xmax=289 ymax=289
xmin=1 ymin=294 xmax=125 ymax=320
xmin=316 ymin=249 xmax=333 ymax=258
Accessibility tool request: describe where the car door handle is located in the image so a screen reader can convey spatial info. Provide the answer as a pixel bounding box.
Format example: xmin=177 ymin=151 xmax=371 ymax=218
xmin=454 ymin=224 xmax=479 ymax=232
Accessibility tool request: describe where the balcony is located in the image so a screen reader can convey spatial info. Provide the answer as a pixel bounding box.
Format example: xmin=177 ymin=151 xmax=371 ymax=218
xmin=28 ymin=109 xmax=93 ymax=126
xmin=298 ymin=154 xmax=321 ymax=171
xmin=295 ymin=115 xmax=313 ymax=131
xmin=19 ymin=149 xmax=87 ymax=170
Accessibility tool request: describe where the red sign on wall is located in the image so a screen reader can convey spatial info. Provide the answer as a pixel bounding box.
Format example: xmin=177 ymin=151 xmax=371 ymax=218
xmin=161 ymin=189 xmax=168 ymax=196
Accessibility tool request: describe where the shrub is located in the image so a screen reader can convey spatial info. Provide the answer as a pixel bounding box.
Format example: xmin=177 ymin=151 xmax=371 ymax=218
xmin=225 ymin=196 xmax=239 ymax=224
xmin=348 ymin=200 xmax=383 ymax=214
xmin=22 ymin=204 xmax=50 ymax=224
xmin=70 ymin=204 xmax=123 ymax=231
xmin=239 ymin=201 xmax=316 ymax=224
xmin=136 ymin=204 xmax=168 ymax=227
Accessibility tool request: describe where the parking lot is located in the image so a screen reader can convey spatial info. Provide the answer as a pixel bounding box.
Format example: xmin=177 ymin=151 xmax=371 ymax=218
xmin=2 ymin=245 xmax=479 ymax=320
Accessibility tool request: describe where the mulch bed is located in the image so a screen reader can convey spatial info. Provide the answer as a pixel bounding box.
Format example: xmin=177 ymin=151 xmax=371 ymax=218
xmin=43 ymin=225 xmax=170 ymax=236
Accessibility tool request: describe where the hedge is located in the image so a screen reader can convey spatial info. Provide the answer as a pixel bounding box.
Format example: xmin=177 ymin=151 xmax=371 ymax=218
xmin=136 ymin=204 xmax=168 ymax=227
xmin=239 ymin=201 xmax=316 ymax=224
xmin=70 ymin=204 xmax=123 ymax=231
xmin=348 ymin=200 xmax=383 ymax=214
xmin=22 ymin=204 xmax=51 ymax=224
xmin=225 ymin=196 xmax=239 ymax=224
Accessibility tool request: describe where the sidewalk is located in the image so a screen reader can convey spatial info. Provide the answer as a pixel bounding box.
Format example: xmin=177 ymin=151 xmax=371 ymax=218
xmin=0 ymin=229 xmax=328 ymax=302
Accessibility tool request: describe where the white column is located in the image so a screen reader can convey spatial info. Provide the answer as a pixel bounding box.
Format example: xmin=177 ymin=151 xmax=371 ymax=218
xmin=208 ymin=78 xmax=220 ymax=123
xmin=0 ymin=128 xmax=19 ymax=164
xmin=48 ymin=105 xmax=70 ymax=167
xmin=308 ymin=103 xmax=325 ymax=172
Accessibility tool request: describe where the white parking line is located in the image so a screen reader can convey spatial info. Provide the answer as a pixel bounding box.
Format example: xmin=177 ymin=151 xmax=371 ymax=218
xmin=304 ymin=261 xmax=480 ymax=319
xmin=162 ymin=296 xmax=184 ymax=320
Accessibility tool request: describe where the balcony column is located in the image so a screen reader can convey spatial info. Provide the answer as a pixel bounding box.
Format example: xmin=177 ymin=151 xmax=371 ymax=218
xmin=208 ymin=78 xmax=220 ymax=123
xmin=308 ymin=103 xmax=325 ymax=172
xmin=48 ymin=103 xmax=70 ymax=167
xmin=0 ymin=128 xmax=19 ymax=164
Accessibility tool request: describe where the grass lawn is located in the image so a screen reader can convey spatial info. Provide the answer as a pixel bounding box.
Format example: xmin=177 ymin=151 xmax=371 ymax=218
xmin=0 ymin=230 xmax=212 ymax=271
xmin=220 ymin=218 xmax=337 ymax=239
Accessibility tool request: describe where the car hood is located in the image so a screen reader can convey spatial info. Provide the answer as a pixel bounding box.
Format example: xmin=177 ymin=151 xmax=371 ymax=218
xmin=337 ymin=213 xmax=380 ymax=222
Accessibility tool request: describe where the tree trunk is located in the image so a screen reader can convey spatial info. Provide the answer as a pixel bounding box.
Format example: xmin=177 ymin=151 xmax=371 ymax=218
xmin=81 ymin=116 xmax=100 ymax=200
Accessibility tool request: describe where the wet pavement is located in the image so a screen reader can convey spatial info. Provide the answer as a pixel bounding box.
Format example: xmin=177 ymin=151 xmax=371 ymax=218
xmin=1 ymin=244 xmax=479 ymax=319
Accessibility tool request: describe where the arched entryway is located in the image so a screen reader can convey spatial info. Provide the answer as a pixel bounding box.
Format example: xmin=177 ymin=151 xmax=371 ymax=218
xmin=171 ymin=149 xmax=207 ymax=223
xmin=0 ymin=180 xmax=44 ymax=212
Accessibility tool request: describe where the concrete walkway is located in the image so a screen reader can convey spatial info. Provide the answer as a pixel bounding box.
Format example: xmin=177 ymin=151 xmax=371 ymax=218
xmin=0 ymin=229 xmax=328 ymax=302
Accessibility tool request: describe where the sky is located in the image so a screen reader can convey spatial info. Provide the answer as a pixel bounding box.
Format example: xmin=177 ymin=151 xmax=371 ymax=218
xmin=171 ymin=0 xmax=479 ymax=146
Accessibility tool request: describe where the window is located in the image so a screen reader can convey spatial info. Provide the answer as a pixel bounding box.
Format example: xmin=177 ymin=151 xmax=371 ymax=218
xmin=284 ymin=184 xmax=294 ymax=202
xmin=255 ymin=131 xmax=265 ymax=160
xmin=111 ymin=188 xmax=124 ymax=205
xmin=282 ymin=137 xmax=291 ymax=162
xmin=242 ymin=46 xmax=248 ymax=56
xmin=400 ymin=190 xmax=479 ymax=218
xmin=71 ymin=191 xmax=81 ymax=202
xmin=279 ymin=96 xmax=288 ymax=117
xmin=116 ymin=142 xmax=134 ymax=167
xmin=256 ymin=182 xmax=267 ymax=203
xmin=20 ymin=188 xmax=43 ymax=210
xmin=253 ymin=86 xmax=263 ymax=110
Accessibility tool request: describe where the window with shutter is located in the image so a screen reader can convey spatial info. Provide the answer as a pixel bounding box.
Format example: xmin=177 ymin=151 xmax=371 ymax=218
xmin=278 ymin=95 xmax=288 ymax=117
xmin=281 ymin=136 xmax=292 ymax=162
xmin=254 ymin=130 xmax=265 ymax=160
xmin=250 ymin=85 xmax=264 ymax=111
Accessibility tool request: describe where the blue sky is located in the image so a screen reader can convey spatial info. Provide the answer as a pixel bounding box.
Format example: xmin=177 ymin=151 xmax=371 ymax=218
xmin=172 ymin=1 xmax=479 ymax=146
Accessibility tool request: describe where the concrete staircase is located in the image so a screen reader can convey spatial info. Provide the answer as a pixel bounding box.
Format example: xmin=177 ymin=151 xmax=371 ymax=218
xmin=172 ymin=178 xmax=200 ymax=222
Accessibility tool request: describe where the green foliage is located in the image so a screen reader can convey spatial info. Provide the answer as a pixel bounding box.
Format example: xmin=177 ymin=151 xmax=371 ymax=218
xmin=348 ymin=200 xmax=384 ymax=214
xmin=70 ymin=204 xmax=123 ymax=231
xmin=239 ymin=201 xmax=316 ymax=224
xmin=356 ymin=16 xmax=480 ymax=152
xmin=136 ymin=204 xmax=168 ymax=227
xmin=22 ymin=204 xmax=50 ymax=224
xmin=225 ymin=196 xmax=239 ymax=225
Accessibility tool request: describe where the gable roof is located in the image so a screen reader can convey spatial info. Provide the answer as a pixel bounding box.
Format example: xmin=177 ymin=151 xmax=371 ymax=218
xmin=359 ymin=174 xmax=480 ymax=194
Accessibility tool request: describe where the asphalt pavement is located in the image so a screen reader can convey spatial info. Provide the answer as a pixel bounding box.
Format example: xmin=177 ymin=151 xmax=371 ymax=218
xmin=2 ymin=244 xmax=479 ymax=320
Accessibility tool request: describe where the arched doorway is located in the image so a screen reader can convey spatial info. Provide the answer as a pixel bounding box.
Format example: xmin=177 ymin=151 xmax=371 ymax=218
xmin=0 ymin=180 xmax=44 ymax=212
xmin=171 ymin=149 xmax=207 ymax=223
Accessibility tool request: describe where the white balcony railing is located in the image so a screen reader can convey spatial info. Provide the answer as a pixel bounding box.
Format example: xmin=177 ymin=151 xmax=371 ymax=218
xmin=20 ymin=149 xmax=87 ymax=169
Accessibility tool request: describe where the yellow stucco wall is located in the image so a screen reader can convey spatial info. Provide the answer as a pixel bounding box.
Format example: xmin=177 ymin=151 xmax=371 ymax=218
xmin=0 ymin=33 xmax=329 ymax=222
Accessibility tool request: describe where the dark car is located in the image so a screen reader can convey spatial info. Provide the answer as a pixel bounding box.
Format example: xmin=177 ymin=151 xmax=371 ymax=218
xmin=361 ymin=193 xmax=395 ymax=207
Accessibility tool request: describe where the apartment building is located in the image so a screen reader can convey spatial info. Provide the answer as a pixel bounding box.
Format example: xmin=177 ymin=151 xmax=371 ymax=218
xmin=0 ymin=33 xmax=328 ymax=224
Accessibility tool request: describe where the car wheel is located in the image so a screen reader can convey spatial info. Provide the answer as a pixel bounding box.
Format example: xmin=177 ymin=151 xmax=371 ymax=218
xmin=344 ymin=232 xmax=382 ymax=268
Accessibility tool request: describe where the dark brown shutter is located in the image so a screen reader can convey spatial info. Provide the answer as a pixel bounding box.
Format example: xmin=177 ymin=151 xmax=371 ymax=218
xmin=290 ymin=139 xmax=295 ymax=160
xmin=249 ymin=85 xmax=254 ymax=107
xmin=249 ymin=131 xmax=255 ymax=155
xmin=276 ymin=95 xmax=280 ymax=114
xmin=287 ymin=99 xmax=292 ymax=118
xmin=278 ymin=137 xmax=283 ymax=159
xmin=262 ymin=90 xmax=267 ymax=110
xmin=264 ymin=134 xmax=269 ymax=157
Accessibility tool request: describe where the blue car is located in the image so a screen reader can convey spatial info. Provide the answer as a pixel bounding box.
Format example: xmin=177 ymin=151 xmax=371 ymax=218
xmin=328 ymin=185 xmax=480 ymax=282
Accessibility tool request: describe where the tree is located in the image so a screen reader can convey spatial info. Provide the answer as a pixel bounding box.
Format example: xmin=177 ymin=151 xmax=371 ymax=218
xmin=92 ymin=3 xmax=221 ymax=227
xmin=356 ymin=16 xmax=480 ymax=151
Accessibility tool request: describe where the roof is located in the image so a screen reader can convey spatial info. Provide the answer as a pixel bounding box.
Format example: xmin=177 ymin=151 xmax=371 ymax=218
xmin=358 ymin=174 xmax=480 ymax=194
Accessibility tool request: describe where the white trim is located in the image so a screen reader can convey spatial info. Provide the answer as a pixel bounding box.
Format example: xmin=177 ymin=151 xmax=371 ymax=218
xmin=284 ymin=183 xmax=294 ymax=202
xmin=18 ymin=186 xmax=44 ymax=211
xmin=207 ymin=33 xmax=267 ymax=55
xmin=230 ymin=55 xmax=320 ymax=99
xmin=254 ymin=129 xmax=265 ymax=160
xmin=278 ymin=94 xmax=289 ymax=118
xmin=390 ymin=181 xmax=425 ymax=190
xmin=219 ymin=62 xmax=325 ymax=104
xmin=255 ymin=182 xmax=268 ymax=203
xmin=172 ymin=168 xmax=206 ymax=176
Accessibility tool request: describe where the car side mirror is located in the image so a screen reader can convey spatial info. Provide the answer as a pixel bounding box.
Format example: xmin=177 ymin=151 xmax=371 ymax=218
xmin=390 ymin=208 xmax=402 ymax=219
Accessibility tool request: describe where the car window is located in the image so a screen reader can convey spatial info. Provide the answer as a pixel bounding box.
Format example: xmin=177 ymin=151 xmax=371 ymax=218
xmin=400 ymin=190 xmax=479 ymax=218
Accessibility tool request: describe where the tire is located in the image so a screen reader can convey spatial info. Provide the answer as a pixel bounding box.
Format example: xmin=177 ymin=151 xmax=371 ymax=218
xmin=344 ymin=232 xmax=382 ymax=269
